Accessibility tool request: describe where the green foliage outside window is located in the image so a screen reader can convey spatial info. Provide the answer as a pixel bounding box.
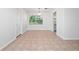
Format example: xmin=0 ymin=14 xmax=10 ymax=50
xmin=29 ymin=15 xmax=43 ymax=25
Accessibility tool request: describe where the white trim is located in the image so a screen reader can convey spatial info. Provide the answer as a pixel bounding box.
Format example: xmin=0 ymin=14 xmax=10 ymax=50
xmin=0 ymin=37 xmax=16 ymax=51
xmin=56 ymin=33 xmax=79 ymax=40
xmin=62 ymin=37 xmax=79 ymax=40
xmin=56 ymin=33 xmax=64 ymax=39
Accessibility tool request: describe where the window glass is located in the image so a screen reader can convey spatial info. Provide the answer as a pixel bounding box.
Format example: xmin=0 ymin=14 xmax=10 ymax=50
xmin=29 ymin=15 xmax=43 ymax=25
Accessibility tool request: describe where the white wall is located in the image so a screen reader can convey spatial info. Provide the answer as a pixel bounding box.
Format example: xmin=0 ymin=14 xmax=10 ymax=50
xmin=0 ymin=8 xmax=28 ymax=49
xmin=63 ymin=8 xmax=79 ymax=39
xmin=16 ymin=9 xmax=21 ymax=36
xmin=18 ymin=9 xmax=27 ymax=34
xmin=0 ymin=8 xmax=18 ymax=49
xmin=57 ymin=8 xmax=79 ymax=40
xmin=26 ymin=10 xmax=54 ymax=31
xmin=56 ymin=8 xmax=64 ymax=38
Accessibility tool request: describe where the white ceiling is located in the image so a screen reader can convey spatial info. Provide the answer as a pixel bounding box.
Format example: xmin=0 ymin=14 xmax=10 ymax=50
xmin=23 ymin=8 xmax=55 ymax=14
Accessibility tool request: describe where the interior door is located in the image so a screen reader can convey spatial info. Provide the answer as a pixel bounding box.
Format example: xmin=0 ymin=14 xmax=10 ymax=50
xmin=16 ymin=9 xmax=21 ymax=37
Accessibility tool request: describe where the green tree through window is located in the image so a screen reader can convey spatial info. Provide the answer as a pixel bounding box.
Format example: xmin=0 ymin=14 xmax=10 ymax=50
xmin=29 ymin=15 xmax=43 ymax=25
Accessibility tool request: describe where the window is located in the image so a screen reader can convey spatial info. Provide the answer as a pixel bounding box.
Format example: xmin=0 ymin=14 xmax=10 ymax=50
xmin=29 ymin=15 xmax=43 ymax=25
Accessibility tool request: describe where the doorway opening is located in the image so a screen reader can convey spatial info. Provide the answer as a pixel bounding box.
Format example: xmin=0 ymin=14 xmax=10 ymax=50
xmin=53 ymin=9 xmax=56 ymax=32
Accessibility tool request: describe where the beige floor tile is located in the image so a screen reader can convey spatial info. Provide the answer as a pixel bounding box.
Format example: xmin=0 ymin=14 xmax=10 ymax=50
xmin=2 ymin=30 xmax=79 ymax=51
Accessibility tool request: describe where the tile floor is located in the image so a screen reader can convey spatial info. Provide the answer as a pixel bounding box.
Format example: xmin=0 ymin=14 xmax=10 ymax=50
xmin=2 ymin=30 xmax=79 ymax=51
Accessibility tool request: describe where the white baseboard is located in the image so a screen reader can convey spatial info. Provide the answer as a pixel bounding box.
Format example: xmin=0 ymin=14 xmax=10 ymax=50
xmin=56 ymin=33 xmax=64 ymax=39
xmin=56 ymin=33 xmax=79 ymax=40
xmin=62 ymin=37 xmax=79 ymax=40
xmin=0 ymin=37 xmax=16 ymax=51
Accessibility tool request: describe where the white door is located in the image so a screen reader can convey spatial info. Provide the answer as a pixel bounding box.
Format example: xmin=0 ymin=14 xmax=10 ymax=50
xmin=16 ymin=9 xmax=21 ymax=36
